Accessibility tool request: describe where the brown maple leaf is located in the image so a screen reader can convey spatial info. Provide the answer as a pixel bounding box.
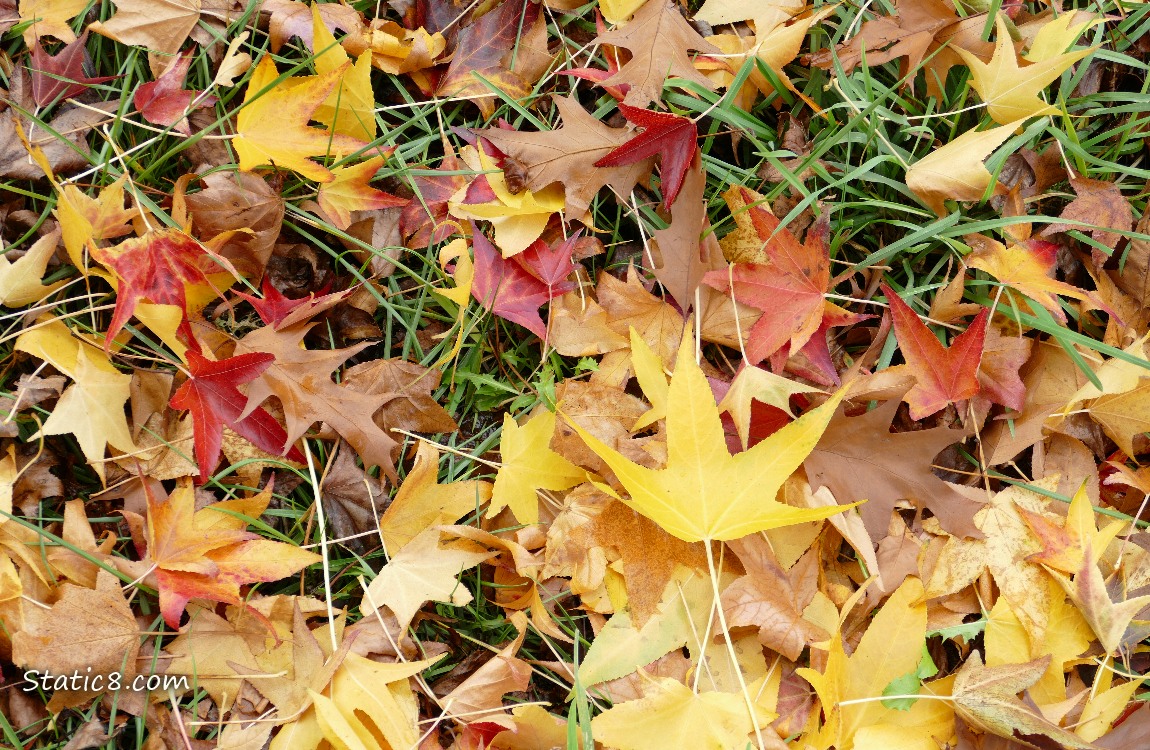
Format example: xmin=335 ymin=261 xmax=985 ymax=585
xmin=803 ymin=397 xmax=983 ymax=539
xmin=481 ymin=95 xmax=654 ymax=218
xmin=592 ymin=0 xmax=720 ymax=108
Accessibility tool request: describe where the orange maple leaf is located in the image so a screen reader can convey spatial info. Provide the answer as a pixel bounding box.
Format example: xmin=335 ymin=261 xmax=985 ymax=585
xmin=143 ymin=481 xmax=319 ymax=628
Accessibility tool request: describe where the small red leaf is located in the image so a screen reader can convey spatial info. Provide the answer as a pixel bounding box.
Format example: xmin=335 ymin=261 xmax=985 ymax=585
xmin=594 ymin=104 xmax=697 ymax=206
xmin=470 ymin=223 xmax=551 ymax=339
xmin=169 ymin=349 xmax=303 ymax=482
xmin=134 ymin=50 xmax=216 ymax=135
xmin=883 ymin=282 xmax=987 ymax=420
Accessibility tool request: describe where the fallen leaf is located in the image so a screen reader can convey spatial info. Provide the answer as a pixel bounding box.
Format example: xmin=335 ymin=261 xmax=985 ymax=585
xmin=957 ymin=15 xmax=1094 ymax=125
xmin=489 ymin=409 xmax=585 ymax=526
xmin=233 ymin=54 xmax=365 ymax=183
xmin=316 ymin=156 xmax=407 ymax=230
xmin=88 ymin=0 xmax=201 ymax=73
xmin=591 ymin=677 xmax=769 ymax=750
xmin=884 ymin=282 xmax=988 ymax=419
xmin=482 ymin=95 xmax=654 ymax=218
xmin=568 ymin=325 xmax=851 ymax=543
xmin=470 ymin=225 xmax=553 ymax=338
xmin=144 ymin=480 xmax=320 ymax=627
xmin=169 ymin=349 xmax=300 ymax=482
xmin=803 ymin=396 xmax=982 ymax=539
xmin=968 ymin=236 xmax=1092 ymax=323
xmin=379 ymin=441 xmax=491 ymax=554
xmin=906 ymin=121 xmax=1022 ymax=216
xmin=952 ymin=652 xmax=1095 ymax=748
xmin=0 ymin=230 xmax=67 ymax=307
xmin=592 ymin=0 xmax=720 ymax=108
xmin=593 ymin=103 xmax=697 ymax=206
xmin=29 ymin=32 xmax=117 ymax=106
xmin=361 ymin=527 xmax=494 ymax=631
xmin=133 ymin=49 xmax=215 ymax=135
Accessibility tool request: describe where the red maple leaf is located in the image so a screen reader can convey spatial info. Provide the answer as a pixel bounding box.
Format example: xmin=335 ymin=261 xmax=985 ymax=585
xmin=883 ymin=282 xmax=988 ymax=420
xmin=594 ymin=104 xmax=697 ymax=206
xmin=470 ymin=223 xmax=551 ymax=338
xmin=92 ymin=228 xmax=239 ymax=350
xmin=29 ymin=31 xmax=117 ymax=106
xmin=514 ymin=231 xmax=580 ymax=297
xmin=133 ymin=50 xmax=216 ymax=135
xmin=169 ymin=349 xmax=304 ymax=482
xmin=234 ymin=276 xmax=347 ymax=329
xmin=702 ymin=198 xmax=860 ymax=367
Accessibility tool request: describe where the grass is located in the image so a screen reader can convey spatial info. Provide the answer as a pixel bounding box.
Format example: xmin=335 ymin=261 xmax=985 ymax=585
xmin=2 ymin=0 xmax=1149 ymax=747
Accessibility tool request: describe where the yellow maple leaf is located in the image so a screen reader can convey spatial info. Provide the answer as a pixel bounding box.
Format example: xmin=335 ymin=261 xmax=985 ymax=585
xmin=311 ymin=4 xmax=377 ymax=142
xmin=0 ymin=230 xmax=67 ymax=307
xmin=568 ymin=325 xmax=852 ymax=543
xmin=18 ymin=0 xmax=86 ymax=44
xmin=360 ymin=527 xmax=494 ymax=631
xmin=489 ymin=410 xmax=586 ymax=525
xmin=957 ymin=15 xmax=1095 ymax=125
xmin=379 ymin=441 xmax=491 ymax=554
xmin=906 ymin=120 xmax=1023 ymax=216
xmin=799 ymin=578 xmax=955 ymax=750
xmin=448 ymin=148 xmax=565 ymax=256
xmin=16 ymin=321 xmax=135 ymax=482
xmin=590 ymin=677 xmax=774 ymax=750
xmin=234 ymin=55 xmax=366 ymax=183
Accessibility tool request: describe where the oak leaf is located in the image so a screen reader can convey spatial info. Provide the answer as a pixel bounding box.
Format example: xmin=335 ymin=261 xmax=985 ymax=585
xmin=650 ymin=152 xmax=726 ymax=313
xmin=234 ymin=324 xmax=401 ymax=478
xmin=481 ymin=95 xmax=655 ymax=218
xmin=568 ymin=326 xmax=851 ymax=543
xmin=803 ymin=396 xmax=982 ymax=539
xmin=592 ymin=0 xmax=720 ymax=108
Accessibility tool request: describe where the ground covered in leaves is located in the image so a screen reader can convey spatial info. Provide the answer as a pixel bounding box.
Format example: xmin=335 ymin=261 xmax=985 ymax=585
xmin=2 ymin=0 xmax=1150 ymax=748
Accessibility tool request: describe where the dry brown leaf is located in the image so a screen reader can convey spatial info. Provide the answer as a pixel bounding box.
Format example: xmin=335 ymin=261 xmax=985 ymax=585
xmin=592 ymin=0 xmax=719 ymax=108
xmin=482 ymin=95 xmax=654 ymax=218
xmin=803 ymin=397 xmax=982 ymax=540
